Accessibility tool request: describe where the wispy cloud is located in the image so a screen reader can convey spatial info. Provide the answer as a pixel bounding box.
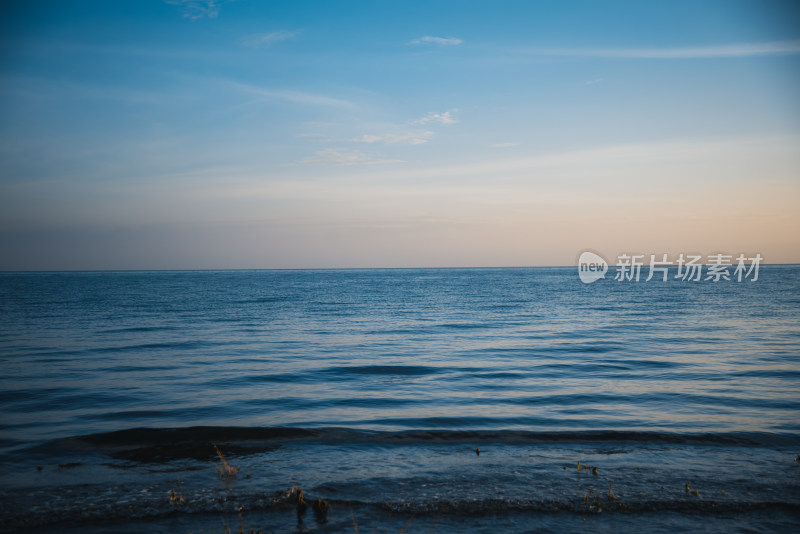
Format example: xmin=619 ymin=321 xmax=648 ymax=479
xmin=228 ymin=81 xmax=355 ymax=108
xmin=290 ymin=148 xmax=402 ymax=166
xmin=357 ymin=136 xmax=800 ymax=184
xmin=165 ymin=0 xmax=230 ymax=21
xmin=412 ymin=111 xmax=458 ymax=125
xmin=409 ymin=36 xmax=463 ymax=46
xmin=0 ymin=75 xmax=162 ymax=105
xmin=520 ymin=40 xmax=800 ymax=59
xmin=350 ymin=131 xmax=434 ymax=145
xmin=242 ymin=31 xmax=298 ymax=48
xmin=585 ymin=78 xmax=603 ymax=85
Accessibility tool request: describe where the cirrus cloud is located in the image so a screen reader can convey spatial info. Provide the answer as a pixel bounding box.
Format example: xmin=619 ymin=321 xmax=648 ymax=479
xmin=289 ymin=148 xmax=402 ymax=166
xmin=350 ymin=131 xmax=434 ymax=145
xmin=164 ymin=0 xmax=230 ymax=21
xmin=242 ymin=30 xmax=298 ymax=48
xmin=409 ymin=36 xmax=463 ymax=46
xmin=518 ymin=40 xmax=800 ymax=59
xmin=412 ymin=111 xmax=458 ymax=125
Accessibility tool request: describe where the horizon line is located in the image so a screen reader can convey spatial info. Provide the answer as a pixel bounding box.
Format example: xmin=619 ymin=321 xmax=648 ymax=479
xmin=1 ymin=263 xmax=796 ymax=274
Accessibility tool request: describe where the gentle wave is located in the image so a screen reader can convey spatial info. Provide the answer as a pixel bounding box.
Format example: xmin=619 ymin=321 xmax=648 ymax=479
xmin=46 ymin=426 xmax=800 ymax=455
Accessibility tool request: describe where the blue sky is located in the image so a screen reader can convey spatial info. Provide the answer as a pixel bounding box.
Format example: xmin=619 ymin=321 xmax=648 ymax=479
xmin=1 ymin=0 xmax=799 ymax=269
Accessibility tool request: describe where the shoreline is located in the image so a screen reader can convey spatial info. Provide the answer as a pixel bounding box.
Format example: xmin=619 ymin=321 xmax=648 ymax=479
xmin=3 ymin=429 xmax=799 ymax=533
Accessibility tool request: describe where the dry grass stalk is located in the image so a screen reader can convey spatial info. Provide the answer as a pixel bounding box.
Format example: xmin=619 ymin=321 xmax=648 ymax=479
xmin=213 ymin=443 xmax=239 ymax=479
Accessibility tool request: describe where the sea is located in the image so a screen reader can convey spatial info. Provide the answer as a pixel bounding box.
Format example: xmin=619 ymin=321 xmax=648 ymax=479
xmin=0 ymin=267 xmax=799 ymax=533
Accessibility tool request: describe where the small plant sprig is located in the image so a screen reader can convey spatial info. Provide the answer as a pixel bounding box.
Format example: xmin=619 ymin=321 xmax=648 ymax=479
xmin=169 ymin=477 xmax=185 ymax=504
xmin=607 ymin=482 xmax=619 ymax=502
xmin=213 ymin=443 xmax=240 ymax=479
xmin=220 ymin=511 xmax=262 ymax=534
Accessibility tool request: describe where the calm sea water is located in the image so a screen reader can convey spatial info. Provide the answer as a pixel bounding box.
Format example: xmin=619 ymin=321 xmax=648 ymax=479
xmin=1 ymin=267 xmax=799 ymax=532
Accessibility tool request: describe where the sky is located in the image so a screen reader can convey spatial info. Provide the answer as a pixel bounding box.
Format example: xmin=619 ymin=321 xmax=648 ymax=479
xmin=1 ymin=0 xmax=799 ymax=270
